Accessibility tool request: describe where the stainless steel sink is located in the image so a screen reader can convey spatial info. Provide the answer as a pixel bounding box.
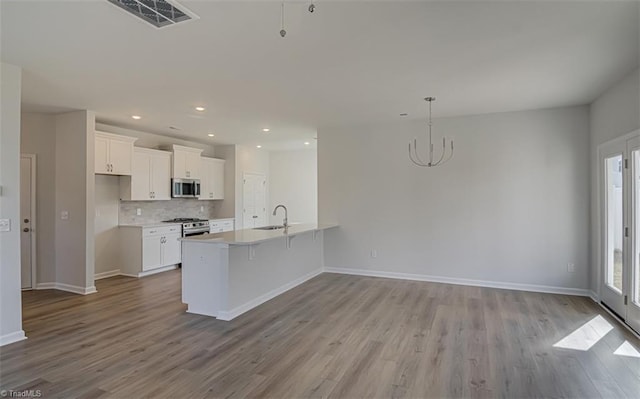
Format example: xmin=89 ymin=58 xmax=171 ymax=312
xmin=253 ymin=225 xmax=285 ymax=230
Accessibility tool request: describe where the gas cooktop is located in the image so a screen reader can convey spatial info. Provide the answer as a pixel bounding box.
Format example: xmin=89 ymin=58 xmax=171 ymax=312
xmin=162 ymin=218 xmax=208 ymax=223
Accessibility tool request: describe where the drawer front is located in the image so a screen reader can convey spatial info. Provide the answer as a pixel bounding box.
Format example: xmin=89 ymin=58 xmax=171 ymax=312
xmin=143 ymin=225 xmax=181 ymax=237
xmin=221 ymin=222 xmax=234 ymax=232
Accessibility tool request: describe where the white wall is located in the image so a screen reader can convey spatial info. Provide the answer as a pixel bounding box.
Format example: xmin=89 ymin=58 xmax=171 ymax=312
xmin=590 ymin=68 xmax=640 ymax=293
xmin=20 ymin=113 xmax=57 ymax=283
xmin=319 ymin=106 xmax=591 ymax=292
xmin=214 ymin=145 xmax=237 ymax=219
xmin=0 ymin=62 xmax=25 ymax=345
xmin=235 ymin=145 xmax=269 ymax=229
xmin=269 ymin=149 xmax=317 ymax=224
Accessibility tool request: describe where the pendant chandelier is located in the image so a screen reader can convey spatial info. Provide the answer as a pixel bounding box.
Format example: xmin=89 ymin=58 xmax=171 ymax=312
xmin=408 ymin=97 xmax=454 ymax=167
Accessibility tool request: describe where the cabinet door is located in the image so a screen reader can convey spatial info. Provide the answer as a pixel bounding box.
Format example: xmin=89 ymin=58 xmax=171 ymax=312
xmin=185 ymin=153 xmax=201 ymax=179
xmin=161 ymin=233 xmax=182 ymax=266
xmin=131 ymin=151 xmax=151 ymax=200
xmin=109 ymin=138 xmax=133 ymax=175
xmin=142 ymin=236 xmax=162 ymax=271
xmin=95 ymin=135 xmax=110 ymax=174
xmin=151 ymin=154 xmax=171 ymax=200
xmin=211 ymin=160 xmax=225 ymax=199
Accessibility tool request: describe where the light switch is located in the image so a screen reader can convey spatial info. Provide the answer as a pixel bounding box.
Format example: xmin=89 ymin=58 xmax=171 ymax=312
xmin=61 ymin=211 xmax=69 ymax=220
xmin=136 ymin=208 xmax=142 ymax=216
xmin=0 ymin=219 xmax=10 ymax=232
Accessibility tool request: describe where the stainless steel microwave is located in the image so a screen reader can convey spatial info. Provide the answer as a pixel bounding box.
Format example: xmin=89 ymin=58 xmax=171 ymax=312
xmin=172 ymin=178 xmax=201 ymax=198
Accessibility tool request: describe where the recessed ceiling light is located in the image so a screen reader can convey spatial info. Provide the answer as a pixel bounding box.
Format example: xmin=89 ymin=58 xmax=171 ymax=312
xmin=208 ymin=133 xmax=215 ymax=137
xmin=195 ymin=106 xmax=205 ymax=111
xmin=262 ymin=128 xmax=270 ymax=132
xmin=400 ymin=113 xmax=408 ymax=117
xmin=132 ymin=115 xmax=141 ymax=120
xmin=304 ymin=142 xmax=310 ymax=145
xmin=256 ymin=145 xmax=262 ymax=149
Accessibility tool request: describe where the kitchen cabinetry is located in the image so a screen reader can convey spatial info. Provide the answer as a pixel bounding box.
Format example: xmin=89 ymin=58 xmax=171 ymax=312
xmin=199 ymin=157 xmax=225 ymax=200
xmin=95 ymin=131 xmax=137 ymax=175
xmin=171 ymin=145 xmax=203 ymax=179
xmin=209 ymin=218 xmax=235 ymax=233
xmin=119 ymin=224 xmax=182 ymax=277
xmin=120 ymin=148 xmax=171 ymax=201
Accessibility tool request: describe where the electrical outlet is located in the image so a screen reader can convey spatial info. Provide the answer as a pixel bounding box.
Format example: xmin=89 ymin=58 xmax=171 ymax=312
xmin=60 ymin=211 xmax=69 ymax=220
xmin=136 ymin=208 xmax=142 ymax=216
xmin=200 ymin=206 xmax=204 ymax=212
xmin=567 ymin=263 xmax=575 ymax=273
xmin=371 ymin=249 xmax=378 ymax=258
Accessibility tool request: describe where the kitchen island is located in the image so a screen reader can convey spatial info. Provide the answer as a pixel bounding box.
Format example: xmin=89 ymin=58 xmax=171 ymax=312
xmin=180 ymin=223 xmax=337 ymax=320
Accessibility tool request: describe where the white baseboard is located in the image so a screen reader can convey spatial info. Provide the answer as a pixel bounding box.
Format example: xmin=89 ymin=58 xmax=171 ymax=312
xmin=217 ymin=268 xmax=323 ymax=321
xmin=36 ymin=282 xmax=97 ymax=295
xmin=94 ymin=269 xmax=121 ymax=280
xmin=324 ymin=267 xmax=591 ymax=297
xmin=589 ymin=290 xmax=599 ymax=303
xmin=0 ymin=330 xmax=26 ymax=347
xmin=120 ymin=264 xmax=178 ymax=278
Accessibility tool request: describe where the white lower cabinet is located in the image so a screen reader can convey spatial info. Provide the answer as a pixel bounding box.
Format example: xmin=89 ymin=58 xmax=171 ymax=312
xmin=120 ymin=224 xmax=182 ymax=277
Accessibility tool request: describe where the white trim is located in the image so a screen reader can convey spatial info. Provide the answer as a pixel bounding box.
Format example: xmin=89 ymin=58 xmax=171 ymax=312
xmin=120 ymin=264 xmax=178 ymax=278
xmin=217 ymin=268 xmax=323 ymax=321
xmin=94 ymin=269 xmax=121 ymax=280
xmin=36 ymin=282 xmax=97 ymax=295
xmin=20 ymin=153 xmax=37 ymax=290
xmin=589 ymin=290 xmax=599 ymax=303
xmin=0 ymin=330 xmax=26 ymax=347
xmin=324 ymin=267 xmax=591 ymax=297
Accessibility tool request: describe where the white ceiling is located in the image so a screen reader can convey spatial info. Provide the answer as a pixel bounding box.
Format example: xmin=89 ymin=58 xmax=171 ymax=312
xmin=1 ymin=0 xmax=638 ymax=150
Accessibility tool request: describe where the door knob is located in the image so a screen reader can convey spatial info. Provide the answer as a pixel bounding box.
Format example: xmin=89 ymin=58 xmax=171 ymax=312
xmin=24 ymin=219 xmax=29 ymax=223
xmin=23 ymin=228 xmax=29 ymax=232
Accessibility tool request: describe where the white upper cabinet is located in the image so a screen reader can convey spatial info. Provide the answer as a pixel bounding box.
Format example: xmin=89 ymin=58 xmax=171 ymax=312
xmin=120 ymin=148 xmax=171 ymax=201
xmin=171 ymin=145 xmax=203 ymax=179
xmin=94 ymin=131 xmax=137 ymax=175
xmin=199 ymin=157 xmax=225 ymax=200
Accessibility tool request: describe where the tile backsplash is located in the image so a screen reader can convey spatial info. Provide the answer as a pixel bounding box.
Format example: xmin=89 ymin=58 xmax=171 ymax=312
xmin=120 ymin=199 xmax=221 ymax=224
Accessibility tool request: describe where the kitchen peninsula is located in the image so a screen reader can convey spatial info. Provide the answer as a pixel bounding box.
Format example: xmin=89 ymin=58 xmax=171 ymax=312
xmin=180 ymin=223 xmax=337 ymax=320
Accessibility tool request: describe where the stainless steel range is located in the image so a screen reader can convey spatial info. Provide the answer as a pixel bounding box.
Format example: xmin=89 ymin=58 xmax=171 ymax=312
xmin=162 ymin=218 xmax=209 ymax=237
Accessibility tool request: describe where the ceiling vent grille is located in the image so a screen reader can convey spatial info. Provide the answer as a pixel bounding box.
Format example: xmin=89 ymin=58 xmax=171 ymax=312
xmin=107 ymin=0 xmax=197 ymax=28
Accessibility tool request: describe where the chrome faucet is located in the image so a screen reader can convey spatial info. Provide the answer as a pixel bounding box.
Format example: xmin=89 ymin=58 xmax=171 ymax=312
xmin=273 ymin=204 xmax=288 ymax=228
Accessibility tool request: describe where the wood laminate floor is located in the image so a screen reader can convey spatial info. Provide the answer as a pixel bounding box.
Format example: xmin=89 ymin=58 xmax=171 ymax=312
xmin=1 ymin=271 xmax=639 ymax=398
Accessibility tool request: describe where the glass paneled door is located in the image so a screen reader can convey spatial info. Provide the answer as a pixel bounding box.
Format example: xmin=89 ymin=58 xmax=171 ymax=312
xmin=626 ymin=136 xmax=640 ymax=333
xmin=599 ymin=133 xmax=640 ymax=334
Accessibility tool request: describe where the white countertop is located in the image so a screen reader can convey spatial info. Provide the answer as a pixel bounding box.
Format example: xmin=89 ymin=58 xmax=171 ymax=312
xmin=208 ymin=218 xmax=235 ymax=222
xmin=119 ymin=222 xmax=182 ymax=228
xmin=181 ymin=223 xmax=338 ymax=245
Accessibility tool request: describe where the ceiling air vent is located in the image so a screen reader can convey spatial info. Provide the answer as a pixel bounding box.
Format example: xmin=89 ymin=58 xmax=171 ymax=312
xmin=107 ymin=0 xmax=198 ymax=28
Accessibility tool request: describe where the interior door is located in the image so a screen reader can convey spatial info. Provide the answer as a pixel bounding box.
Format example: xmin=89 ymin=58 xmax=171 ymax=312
xmin=243 ymin=173 xmax=267 ymax=228
xmin=20 ymin=156 xmax=33 ymax=289
xmin=627 ymin=136 xmax=640 ymax=332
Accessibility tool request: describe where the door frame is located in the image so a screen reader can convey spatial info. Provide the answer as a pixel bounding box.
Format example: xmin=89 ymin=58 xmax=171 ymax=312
xmin=20 ymin=153 xmax=37 ymax=290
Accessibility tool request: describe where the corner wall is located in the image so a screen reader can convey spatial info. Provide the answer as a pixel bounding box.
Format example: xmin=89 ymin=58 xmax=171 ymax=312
xmin=0 ymin=62 xmax=25 ymax=346
xmin=319 ymin=105 xmax=591 ymax=293
xmin=589 ymin=68 xmax=640 ymax=294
